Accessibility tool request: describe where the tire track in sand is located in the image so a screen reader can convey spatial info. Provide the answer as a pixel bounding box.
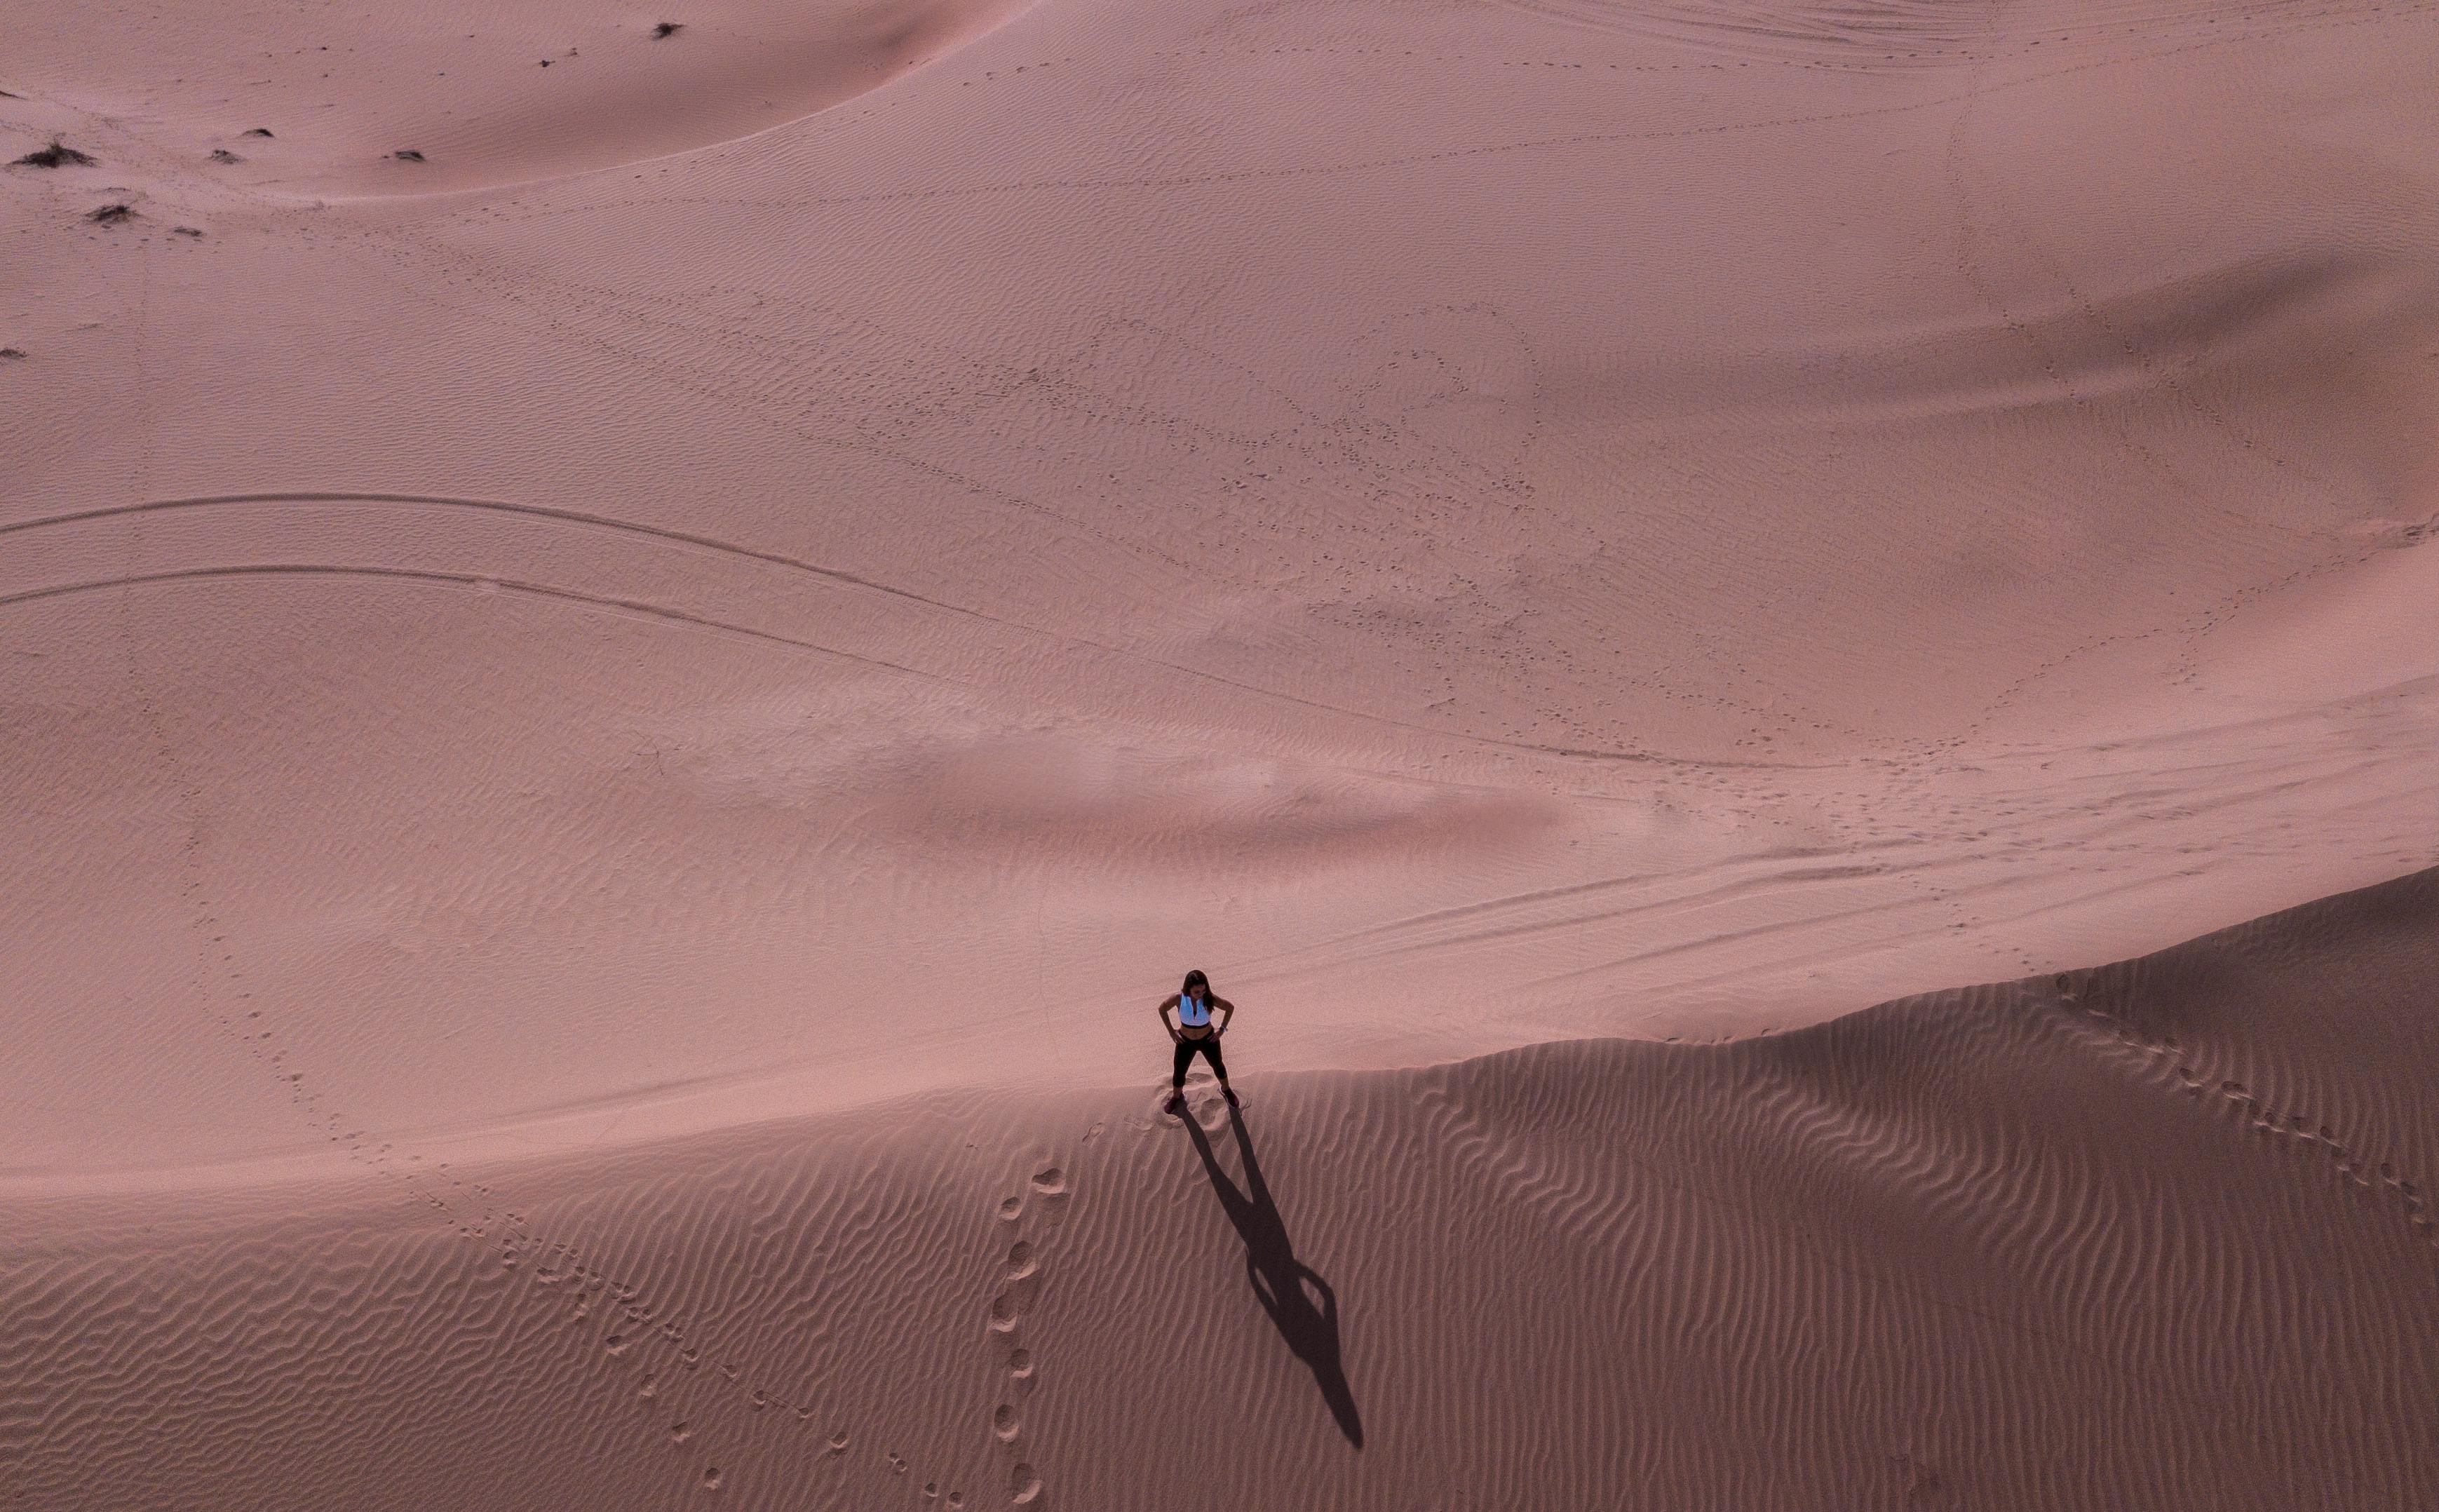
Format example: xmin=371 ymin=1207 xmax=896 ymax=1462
xmin=0 ymin=492 xmax=1828 ymax=774
xmin=0 ymin=562 xmax=950 ymax=682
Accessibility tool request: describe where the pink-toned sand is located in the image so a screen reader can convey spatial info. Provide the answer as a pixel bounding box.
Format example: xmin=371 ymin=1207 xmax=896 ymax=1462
xmin=3 ymin=0 xmax=2435 ymax=1503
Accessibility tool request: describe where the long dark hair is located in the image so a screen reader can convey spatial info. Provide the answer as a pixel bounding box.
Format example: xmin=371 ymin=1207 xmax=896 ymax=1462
xmin=1182 ymin=969 xmax=1209 ymax=999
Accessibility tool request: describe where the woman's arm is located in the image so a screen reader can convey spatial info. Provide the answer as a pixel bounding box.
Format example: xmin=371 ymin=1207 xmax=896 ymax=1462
xmin=1214 ymin=995 xmax=1236 ymax=1034
xmin=1156 ymin=994 xmax=1182 ymax=1041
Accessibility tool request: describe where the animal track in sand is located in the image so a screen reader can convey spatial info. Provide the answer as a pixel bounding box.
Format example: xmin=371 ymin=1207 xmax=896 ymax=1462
xmin=96 ymin=528 xmax=785 ymax=1475
xmin=92 ymin=769 xmax=850 ymax=1497
xmin=76 ymin=480 xmax=894 ymax=1485
xmin=2061 ymin=983 xmax=2436 ymax=1256
xmin=315 ymin=245 xmax=1815 ymax=764
xmin=177 ymin=255 xmax=1739 ymax=772
xmin=63 ymin=285 xmax=860 ymax=1499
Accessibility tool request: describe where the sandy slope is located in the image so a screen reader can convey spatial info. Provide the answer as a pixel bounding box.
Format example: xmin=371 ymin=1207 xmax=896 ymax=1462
xmin=4 ymin=0 xmax=2436 ymax=1177
xmin=4 ymin=0 xmax=2439 ymax=1501
xmin=6 ymin=868 xmax=2435 ymax=1509
xmin=1 ymin=0 xmax=1033 ymax=194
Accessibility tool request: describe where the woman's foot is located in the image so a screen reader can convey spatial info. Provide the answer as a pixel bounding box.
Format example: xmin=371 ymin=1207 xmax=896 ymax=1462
xmin=1221 ymin=1086 xmax=1239 ymax=1107
xmin=1164 ymin=1091 xmax=1187 ymax=1114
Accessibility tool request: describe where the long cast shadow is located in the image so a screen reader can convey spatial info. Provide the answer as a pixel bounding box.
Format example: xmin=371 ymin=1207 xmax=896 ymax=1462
xmin=1182 ymin=1105 xmax=1363 ymax=1447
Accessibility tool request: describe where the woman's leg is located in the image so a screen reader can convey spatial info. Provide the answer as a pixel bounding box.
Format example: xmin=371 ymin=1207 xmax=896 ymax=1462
xmin=1172 ymin=1037 xmax=1196 ymax=1090
xmin=1202 ymin=1036 xmax=1229 ymax=1088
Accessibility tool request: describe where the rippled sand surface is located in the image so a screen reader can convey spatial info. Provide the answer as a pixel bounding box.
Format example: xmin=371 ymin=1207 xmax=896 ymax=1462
xmin=4 ymin=0 xmax=2435 ymax=1501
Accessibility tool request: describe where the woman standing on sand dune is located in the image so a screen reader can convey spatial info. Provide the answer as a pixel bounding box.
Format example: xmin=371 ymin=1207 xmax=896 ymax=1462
xmin=1159 ymin=969 xmax=1238 ymax=1112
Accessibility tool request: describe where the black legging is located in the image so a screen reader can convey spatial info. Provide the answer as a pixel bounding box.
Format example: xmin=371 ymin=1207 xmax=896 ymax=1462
xmin=1173 ymin=1034 xmax=1228 ymax=1088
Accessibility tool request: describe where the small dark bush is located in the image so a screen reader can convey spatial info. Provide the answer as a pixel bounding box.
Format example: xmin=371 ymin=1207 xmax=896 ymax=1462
xmin=15 ymin=140 xmax=95 ymax=168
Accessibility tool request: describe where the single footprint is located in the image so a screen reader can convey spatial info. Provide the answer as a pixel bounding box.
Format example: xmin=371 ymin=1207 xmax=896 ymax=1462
xmin=702 ymin=1466 xmax=723 ymax=1492
xmin=994 ymin=1405 xmax=1021 ymax=1442
xmin=997 ymin=1197 xmax=1022 ymax=1222
xmin=987 ymin=1292 xmax=1024 ymax=1334
xmin=1008 ymin=1349 xmax=1034 ymax=1382
xmin=1028 ymin=1168 xmax=1066 ymax=1196
xmin=670 ymin=1421 xmax=691 ymax=1444
xmin=1004 ymin=1241 xmax=1037 ymax=1281
xmin=1010 ymin=1465 xmax=1042 ymax=1504
xmin=827 ymin=1431 xmax=850 ymax=1456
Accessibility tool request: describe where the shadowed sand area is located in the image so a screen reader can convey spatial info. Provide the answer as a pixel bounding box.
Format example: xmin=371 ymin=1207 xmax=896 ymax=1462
xmin=4 ymin=0 xmax=2438 ymax=1500
xmin=5 ymin=872 xmax=2435 ymax=1506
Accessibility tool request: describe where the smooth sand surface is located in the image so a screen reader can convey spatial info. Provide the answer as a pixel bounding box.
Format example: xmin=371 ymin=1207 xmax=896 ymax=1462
xmin=4 ymin=0 xmax=2437 ymax=1501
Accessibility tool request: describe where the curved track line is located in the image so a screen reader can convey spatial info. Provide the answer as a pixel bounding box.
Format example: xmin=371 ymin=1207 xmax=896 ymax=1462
xmin=0 ymin=563 xmax=947 ymax=682
xmin=1 ymin=492 xmax=1834 ymax=771
xmin=0 ymin=490 xmax=991 ymax=622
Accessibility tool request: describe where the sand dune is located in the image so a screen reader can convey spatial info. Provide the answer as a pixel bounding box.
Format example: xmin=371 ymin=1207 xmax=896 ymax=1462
xmin=5 ymin=0 xmax=2438 ymax=1499
xmin=6 ymin=870 xmax=2434 ymax=1508
xmin=4 ymin=0 xmax=1034 ymax=194
xmin=6 ymin=0 xmax=2436 ymax=1172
